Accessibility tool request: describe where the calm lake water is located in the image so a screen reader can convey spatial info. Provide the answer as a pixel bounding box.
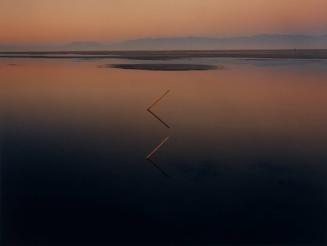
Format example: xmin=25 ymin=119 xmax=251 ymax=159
xmin=1 ymin=58 xmax=327 ymax=245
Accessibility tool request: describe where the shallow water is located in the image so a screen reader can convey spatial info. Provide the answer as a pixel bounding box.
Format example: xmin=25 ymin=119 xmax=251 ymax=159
xmin=1 ymin=58 xmax=327 ymax=245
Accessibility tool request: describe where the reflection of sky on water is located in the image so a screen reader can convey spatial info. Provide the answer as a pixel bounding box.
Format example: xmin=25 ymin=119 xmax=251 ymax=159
xmin=1 ymin=58 xmax=327 ymax=245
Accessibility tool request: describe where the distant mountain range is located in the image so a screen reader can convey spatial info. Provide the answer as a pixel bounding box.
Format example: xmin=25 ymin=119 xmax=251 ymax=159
xmin=1 ymin=34 xmax=327 ymax=51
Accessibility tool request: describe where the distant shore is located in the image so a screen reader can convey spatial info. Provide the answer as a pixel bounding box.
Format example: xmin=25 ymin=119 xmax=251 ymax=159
xmin=1 ymin=49 xmax=327 ymax=60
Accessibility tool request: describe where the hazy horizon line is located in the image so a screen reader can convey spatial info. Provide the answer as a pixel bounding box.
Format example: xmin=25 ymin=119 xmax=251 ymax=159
xmin=1 ymin=33 xmax=327 ymax=52
xmin=2 ymin=32 xmax=327 ymax=46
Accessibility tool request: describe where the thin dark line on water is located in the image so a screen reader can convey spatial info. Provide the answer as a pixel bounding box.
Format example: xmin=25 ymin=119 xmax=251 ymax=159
xmin=147 ymin=109 xmax=170 ymax=128
xmin=147 ymin=89 xmax=170 ymax=110
xmin=146 ymin=158 xmax=171 ymax=178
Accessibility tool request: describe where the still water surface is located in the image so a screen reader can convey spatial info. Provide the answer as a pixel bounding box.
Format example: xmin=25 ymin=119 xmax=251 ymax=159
xmin=1 ymin=58 xmax=327 ymax=245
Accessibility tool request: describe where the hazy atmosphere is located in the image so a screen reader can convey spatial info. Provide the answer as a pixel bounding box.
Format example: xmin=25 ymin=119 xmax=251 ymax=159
xmin=1 ymin=0 xmax=327 ymax=50
xmin=1 ymin=1 xmax=327 ymax=246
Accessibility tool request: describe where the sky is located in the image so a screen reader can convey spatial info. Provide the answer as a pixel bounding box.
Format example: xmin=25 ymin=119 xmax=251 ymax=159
xmin=1 ymin=0 xmax=327 ymax=44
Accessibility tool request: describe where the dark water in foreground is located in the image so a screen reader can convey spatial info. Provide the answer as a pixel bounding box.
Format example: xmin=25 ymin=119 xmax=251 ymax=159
xmin=1 ymin=58 xmax=327 ymax=245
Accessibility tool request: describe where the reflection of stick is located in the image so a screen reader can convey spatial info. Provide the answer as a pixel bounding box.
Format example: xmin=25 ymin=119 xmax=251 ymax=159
xmin=145 ymin=136 xmax=170 ymax=160
xmin=147 ymin=90 xmax=170 ymax=128
xmin=146 ymin=158 xmax=170 ymax=178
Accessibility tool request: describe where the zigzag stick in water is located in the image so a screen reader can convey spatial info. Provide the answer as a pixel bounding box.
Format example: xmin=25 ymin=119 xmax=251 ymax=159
xmin=145 ymin=90 xmax=171 ymax=177
xmin=147 ymin=90 xmax=170 ymax=128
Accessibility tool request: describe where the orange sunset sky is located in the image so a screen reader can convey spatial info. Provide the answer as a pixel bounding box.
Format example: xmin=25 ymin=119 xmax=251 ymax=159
xmin=1 ymin=0 xmax=327 ymax=44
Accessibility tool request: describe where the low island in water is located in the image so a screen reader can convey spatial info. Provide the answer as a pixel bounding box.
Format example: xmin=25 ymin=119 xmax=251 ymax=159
xmin=108 ymin=63 xmax=219 ymax=71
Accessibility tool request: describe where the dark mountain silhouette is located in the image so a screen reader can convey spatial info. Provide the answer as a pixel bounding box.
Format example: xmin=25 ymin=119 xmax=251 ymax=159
xmin=1 ymin=34 xmax=327 ymax=51
xmin=110 ymin=34 xmax=327 ymax=50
